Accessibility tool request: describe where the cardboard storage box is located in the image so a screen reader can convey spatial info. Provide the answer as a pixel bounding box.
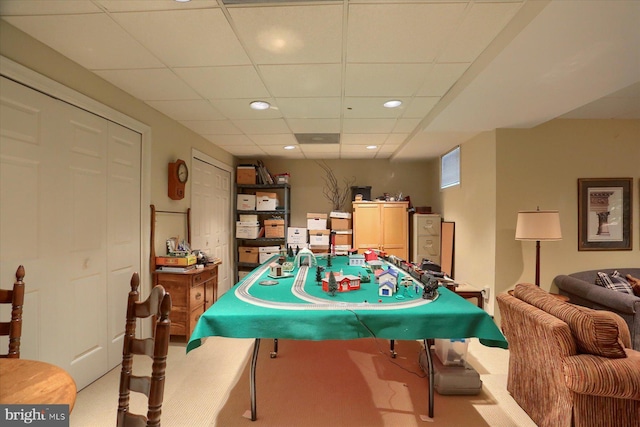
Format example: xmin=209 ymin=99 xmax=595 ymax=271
xmin=309 ymin=229 xmax=330 ymax=246
xmin=287 ymin=227 xmax=307 ymax=244
xmin=310 ymin=245 xmax=329 ymax=254
xmin=239 ymin=214 xmax=258 ymax=222
xmin=307 ymin=213 xmax=328 ymax=230
xmin=236 ymin=222 xmax=260 ymax=239
xmin=331 ymin=218 xmax=352 ymax=230
xmin=238 ymin=246 xmax=259 ymax=263
xmin=264 ymin=219 xmax=285 ymax=238
xmin=256 ymin=194 xmax=278 ymax=211
xmin=238 ymin=270 xmax=251 ymax=281
xmin=287 ymin=243 xmax=309 ymax=251
xmin=259 ymin=250 xmax=281 ymax=264
xmin=156 ymin=255 xmax=196 ymax=266
xmin=333 ymin=230 xmax=352 ymax=246
xmin=237 ymin=194 xmax=256 ymax=211
xmin=334 ymin=245 xmax=351 ymax=255
xmin=330 ymin=211 xmax=352 ymax=219
xmin=237 ymin=166 xmax=256 ymax=184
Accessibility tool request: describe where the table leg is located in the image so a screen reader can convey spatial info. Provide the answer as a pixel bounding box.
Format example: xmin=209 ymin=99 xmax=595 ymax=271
xmin=250 ymin=338 xmax=260 ymax=421
xmin=423 ymin=339 xmax=434 ymax=418
xmin=389 ymin=339 xmax=397 ymax=358
xmin=271 ymin=338 xmax=278 ymax=358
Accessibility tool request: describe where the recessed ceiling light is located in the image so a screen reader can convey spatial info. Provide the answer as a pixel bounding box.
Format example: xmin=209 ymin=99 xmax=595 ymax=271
xmin=250 ymin=101 xmax=271 ymax=110
xmin=383 ymin=100 xmax=402 ymax=108
xmin=366 ymin=145 xmax=378 ymax=150
xmin=284 ymin=145 xmax=296 ymax=150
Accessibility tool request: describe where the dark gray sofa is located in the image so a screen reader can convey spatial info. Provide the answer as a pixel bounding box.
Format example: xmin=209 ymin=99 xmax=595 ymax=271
xmin=554 ymin=268 xmax=640 ymax=351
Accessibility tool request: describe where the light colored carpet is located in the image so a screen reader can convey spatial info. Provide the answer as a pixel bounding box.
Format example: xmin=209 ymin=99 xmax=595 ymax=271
xmin=70 ymin=337 xmax=536 ymax=427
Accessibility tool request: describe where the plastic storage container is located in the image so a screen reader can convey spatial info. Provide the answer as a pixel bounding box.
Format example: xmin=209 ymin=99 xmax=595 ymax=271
xmin=434 ymin=338 xmax=469 ymax=366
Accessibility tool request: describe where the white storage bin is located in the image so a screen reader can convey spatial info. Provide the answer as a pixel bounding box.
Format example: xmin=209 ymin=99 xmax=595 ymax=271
xmin=434 ymin=338 xmax=469 ymax=366
xmin=287 ymin=227 xmax=308 ymax=244
xmin=236 ymin=222 xmax=260 ymax=239
xmin=237 ymin=194 xmax=256 ymax=210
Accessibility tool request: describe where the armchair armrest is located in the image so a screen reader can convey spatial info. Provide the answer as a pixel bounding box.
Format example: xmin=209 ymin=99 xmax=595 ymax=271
xmin=563 ymin=351 xmax=640 ymax=400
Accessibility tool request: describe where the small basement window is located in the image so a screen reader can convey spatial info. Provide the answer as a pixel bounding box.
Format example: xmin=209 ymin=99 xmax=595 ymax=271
xmin=440 ymin=146 xmax=460 ymax=189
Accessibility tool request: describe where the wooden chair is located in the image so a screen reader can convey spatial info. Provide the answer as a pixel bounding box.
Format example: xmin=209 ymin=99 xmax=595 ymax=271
xmin=117 ymin=273 xmax=172 ymax=427
xmin=0 ymin=265 xmax=25 ymax=358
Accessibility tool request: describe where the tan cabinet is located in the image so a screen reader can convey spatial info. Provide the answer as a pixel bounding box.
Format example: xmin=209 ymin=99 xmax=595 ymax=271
xmin=412 ymin=214 xmax=441 ymax=265
xmin=352 ymin=201 xmax=409 ymax=259
xmin=153 ymin=263 xmax=219 ymax=339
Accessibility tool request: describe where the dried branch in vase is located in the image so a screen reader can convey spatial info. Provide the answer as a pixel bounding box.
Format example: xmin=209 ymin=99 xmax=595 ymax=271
xmin=316 ymin=161 xmax=356 ymax=212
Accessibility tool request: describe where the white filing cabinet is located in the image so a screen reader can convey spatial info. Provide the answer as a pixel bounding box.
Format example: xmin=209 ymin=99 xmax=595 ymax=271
xmin=412 ymin=214 xmax=441 ymax=265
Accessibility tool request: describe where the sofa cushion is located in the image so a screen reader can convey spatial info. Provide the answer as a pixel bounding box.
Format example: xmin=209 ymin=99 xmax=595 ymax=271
xmin=514 ymin=283 xmax=627 ymax=358
xmin=625 ymin=274 xmax=640 ymax=297
xmin=595 ymin=271 xmax=634 ymax=295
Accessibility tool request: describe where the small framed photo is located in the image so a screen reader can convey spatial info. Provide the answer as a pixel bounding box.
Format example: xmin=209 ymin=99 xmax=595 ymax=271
xmin=578 ymin=178 xmax=632 ymax=251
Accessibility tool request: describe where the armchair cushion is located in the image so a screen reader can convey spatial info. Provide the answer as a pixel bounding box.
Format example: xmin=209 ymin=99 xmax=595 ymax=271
xmin=563 ymin=350 xmax=640 ymax=400
xmin=514 ymin=283 xmax=626 ymax=358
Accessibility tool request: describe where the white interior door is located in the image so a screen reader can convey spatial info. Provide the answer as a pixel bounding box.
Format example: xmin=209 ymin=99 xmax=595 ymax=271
xmin=0 ymin=76 xmax=141 ymax=389
xmin=191 ymin=158 xmax=232 ymax=295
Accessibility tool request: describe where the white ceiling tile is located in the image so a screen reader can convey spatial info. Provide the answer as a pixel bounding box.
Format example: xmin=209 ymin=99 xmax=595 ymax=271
xmin=343 ymin=97 xmax=408 ymax=119
xmin=249 ymin=134 xmax=298 ymax=146
xmin=286 ymin=119 xmax=341 ymax=134
xmin=229 ymin=5 xmax=343 ymax=64
xmin=377 ymin=144 xmax=400 ymax=154
xmin=384 ymin=134 xmax=409 ymax=145
xmin=3 ymin=14 xmax=164 ymax=70
xmin=96 ymin=0 xmax=220 ymax=13
xmin=438 ymin=2 xmax=523 ymax=63
xmin=260 ymin=145 xmax=299 ymax=156
xmin=210 ymin=98 xmax=282 ymax=120
xmin=340 ymin=150 xmax=377 ymax=159
xmin=0 ymin=0 xmax=102 ymax=15
xmin=345 ymin=64 xmax=431 ymax=97
xmin=347 ymin=3 xmax=467 ymax=63
xmin=342 ymin=118 xmax=396 ymax=133
xmin=402 ymin=97 xmax=440 ymax=119
xmin=268 ymin=150 xmax=306 ymax=160
xmin=221 ymin=144 xmax=267 ymax=157
xmin=276 ymin=98 xmax=341 ymax=119
xmin=340 ymin=144 xmax=378 ymax=153
xmin=174 ymin=66 xmax=270 ymax=99
xmin=341 ymin=134 xmax=388 ymax=145
xmin=145 ymin=100 xmax=225 ymax=121
xmin=111 ymin=9 xmax=250 ymax=67
xmin=94 ymin=68 xmax=201 ymax=101
xmin=303 ymin=152 xmax=340 ymax=160
xmin=299 ymin=144 xmax=340 ymax=154
xmin=259 ymin=64 xmax=342 ymax=97
xmin=231 ymin=119 xmax=291 ymax=134
xmin=416 ymin=63 xmax=470 ymax=96
xmin=208 ymin=135 xmax=255 ymax=146
xmin=180 ymin=120 xmax=243 ymax=135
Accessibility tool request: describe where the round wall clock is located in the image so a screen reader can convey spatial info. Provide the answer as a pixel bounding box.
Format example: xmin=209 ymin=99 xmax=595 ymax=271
xmin=168 ymin=159 xmax=188 ymax=200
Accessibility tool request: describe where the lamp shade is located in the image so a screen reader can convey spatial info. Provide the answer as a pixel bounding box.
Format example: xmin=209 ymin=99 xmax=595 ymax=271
xmin=515 ymin=210 xmax=562 ymax=241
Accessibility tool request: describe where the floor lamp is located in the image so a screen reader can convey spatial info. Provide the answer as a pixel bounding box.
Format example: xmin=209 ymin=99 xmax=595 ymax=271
xmin=515 ymin=209 xmax=562 ymax=286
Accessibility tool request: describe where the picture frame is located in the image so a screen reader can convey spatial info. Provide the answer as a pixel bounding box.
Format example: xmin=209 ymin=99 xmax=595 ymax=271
xmin=578 ymin=178 xmax=632 ymax=251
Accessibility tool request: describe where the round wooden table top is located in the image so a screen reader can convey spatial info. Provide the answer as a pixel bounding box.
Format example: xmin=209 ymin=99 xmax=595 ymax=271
xmin=0 ymin=358 xmax=77 ymax=411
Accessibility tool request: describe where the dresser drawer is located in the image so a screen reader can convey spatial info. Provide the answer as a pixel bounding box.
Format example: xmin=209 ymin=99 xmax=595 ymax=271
xmin=415 ymin=215 xmax=441 ymax=236
xmin=189 ymin=306 xmax=205 ymax=337
xmin=192 ymin=268 xmax=217 ymax=286
xmin=416 ymin=235 xmax=441 ymax=257
xmin=190 ymin=284 xmax=205 ymax=309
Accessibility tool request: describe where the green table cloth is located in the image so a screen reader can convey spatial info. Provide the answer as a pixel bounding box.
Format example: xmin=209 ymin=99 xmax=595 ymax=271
xmin=187 ymin=256 xmax=507 ymax=353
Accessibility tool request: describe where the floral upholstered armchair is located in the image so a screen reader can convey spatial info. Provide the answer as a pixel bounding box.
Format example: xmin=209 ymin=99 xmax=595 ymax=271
xmin=497 ymin=283 xmax=640 ymax=427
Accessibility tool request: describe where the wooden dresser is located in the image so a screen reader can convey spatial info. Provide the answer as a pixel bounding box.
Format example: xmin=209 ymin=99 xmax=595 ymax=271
xmin=153 ymin=262 xmax=219 ymax=339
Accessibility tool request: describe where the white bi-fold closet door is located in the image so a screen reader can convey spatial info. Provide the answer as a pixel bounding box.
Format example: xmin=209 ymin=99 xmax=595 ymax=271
xmin=0 ymin=76 xmax=141 ymax=390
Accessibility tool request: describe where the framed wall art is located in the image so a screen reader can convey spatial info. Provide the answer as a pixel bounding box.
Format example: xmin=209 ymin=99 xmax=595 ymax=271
xmin=578 ymin=178 xmax=632 ymax=251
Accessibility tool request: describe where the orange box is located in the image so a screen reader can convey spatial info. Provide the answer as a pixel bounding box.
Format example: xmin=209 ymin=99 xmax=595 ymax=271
xmin=155 ymin=255 xmax=196 ymax=266
xmin=333 ymin=230 xmax=353 ymax=246
xmin=264 ymin=219 xmax=285 ymax=238
xmin=237 ymin=166 xmax=256 ymax=184
xmin=238 ymin=247 xmax=259 ymax=264
xmin=331 ymin=217 xmax=352 ymax=230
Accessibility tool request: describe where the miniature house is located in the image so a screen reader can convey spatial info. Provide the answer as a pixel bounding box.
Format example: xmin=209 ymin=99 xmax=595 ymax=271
xmin=348 ymin=254 xmax=365 ymax=266
xmin=363 ymin=249 xmax=378 ymax=261
xmin=322 ymin=274 xmax=361 ymax=293
xmin=379 ymin=281 xmax=395 ymax=297
xmin=294 ymin=247 xmax=317 ymax=268
xmin=367 ymin=260 xmax=384 ymax=271
xmin=375 ymin=268 xmax=399 ymax=290
xmin=269 ymin=262 xmax=283 ymax=277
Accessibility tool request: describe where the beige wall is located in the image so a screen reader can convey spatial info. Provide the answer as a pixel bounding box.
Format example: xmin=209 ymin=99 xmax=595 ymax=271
xmin=1 ymin=22 xmax=235 ymax=268
xmin=261 ymin=159 xmax=439 ymax=227
xmin=440 ymin=119 xmax=640 ymax=318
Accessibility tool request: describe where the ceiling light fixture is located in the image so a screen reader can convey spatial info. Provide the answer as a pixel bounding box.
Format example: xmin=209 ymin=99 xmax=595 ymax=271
xmin=250 ymin=101 xmax=271 ymax=110
xmin=284 ymin=145 xmax=296 ymax=150
xmin=383 ymin=100 xmax=402 ymax=108
xmin=366 ymin=145 xmax=378 ymax=150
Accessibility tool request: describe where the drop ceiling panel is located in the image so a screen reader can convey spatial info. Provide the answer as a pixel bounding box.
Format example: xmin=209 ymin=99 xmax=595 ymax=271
xmin=341 ymin=134 xmax=388 ymax=146
xmin=174 ymin=66 xmax=270 ymax=99
xmin=210 ymin=99 xmax=282 ymax=120
xmin=286 ymin=119 xmax=341 ymax=134
xmin=402 ymin=97 xmax=440 ymax=119
xmin=347 ymin=3 xmax=467 ymax=63
xmin=384 ymin=134 xmax=409 ymax=146
xmin=231 ymin=118 xmax=291 ymax=134
xmin=249 ymin=134 xmax=298 ymax=146
xmin=276 ymin=98 xmax=341 ymax=119
xmin=343 ymin=97 xmax=407 ymax=119
xmin=416 ymin=63 xmax=470 ymax=96
xmin=145 ymin=100 xmax=225 ymax=121
xmin=3 ymin=14 xmax=164 ymax=70
xmin=207 ymin=134 xmax=255 ymax=146
xmin=229 ymin=5 xmax=343 ymax=64
xmin=299 ymin=144 xmax=339 ymax=154
xmin=259 ymin=64 xmax=342 ymax=97
xmin=96 ymin=0 xmax=220 ymax=13
xmin=112 ymin=9 xmax=251 ymax=67
xmin=94 ymin=68 xmax=201 ymax=101
xmin=345 ymin=64 xmax=431 ymax=97
xmin=180 ymin=120 xmax=243 ymax=135
xmin=0 ymin=0 xmax=102 ymax=15
xmin=393 ymin=119 xmax=421 ymax=133
xmin=342 ymin=118 xmax=396 ymax=134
